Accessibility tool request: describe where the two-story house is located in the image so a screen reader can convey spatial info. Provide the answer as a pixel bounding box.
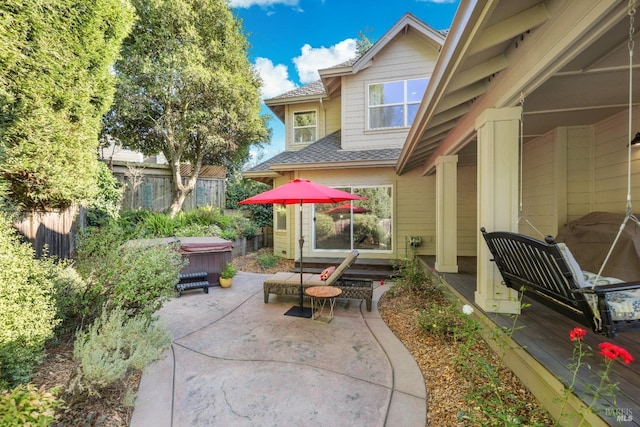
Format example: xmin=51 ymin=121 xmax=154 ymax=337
xmin=244 ymin=13 xmax=445 ymax=263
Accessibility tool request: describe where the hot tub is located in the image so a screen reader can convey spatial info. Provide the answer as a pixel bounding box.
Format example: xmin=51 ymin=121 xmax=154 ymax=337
xmin=177 ymin=236 xmax=233 ymax=285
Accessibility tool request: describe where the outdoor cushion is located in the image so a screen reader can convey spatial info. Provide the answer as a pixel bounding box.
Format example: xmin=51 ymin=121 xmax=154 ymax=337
xmin=556 ymin=244 xmax=640 ymax=320
xmin=605 ymin=289 xmax=640 ymax=321
xmin=320 ymin=266 xmax=336 ymax=281
xmin=557 ymin=243 xmax=587 ymax=287
xmin=580 ymin=271 xmax=640 ymax=321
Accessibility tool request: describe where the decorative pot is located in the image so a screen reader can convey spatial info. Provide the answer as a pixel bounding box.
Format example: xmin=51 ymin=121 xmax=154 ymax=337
xmin=219 ymin=277 xmax=233 ymax=288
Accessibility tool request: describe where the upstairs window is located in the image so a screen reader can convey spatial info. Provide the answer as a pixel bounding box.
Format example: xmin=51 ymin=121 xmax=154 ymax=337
xmin=293 ymin=110 xmax=317 ymax=144
xmin=368 ymin=78 xmax=428 ymax=129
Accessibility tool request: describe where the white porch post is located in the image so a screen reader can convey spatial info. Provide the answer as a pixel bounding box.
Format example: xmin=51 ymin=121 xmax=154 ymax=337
xmin=435 ymin=155 xmax=458 ymax=273
xmin=475 ymin=107 xmax=521 ymax=314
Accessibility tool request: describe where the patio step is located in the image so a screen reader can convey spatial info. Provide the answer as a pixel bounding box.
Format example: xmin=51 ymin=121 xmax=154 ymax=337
xmin=293 ymin=257 xmax=394 ymax=281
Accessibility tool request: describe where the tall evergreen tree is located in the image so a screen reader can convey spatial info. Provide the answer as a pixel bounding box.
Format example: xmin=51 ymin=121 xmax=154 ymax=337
xmin=0 ymin=0 xmax=135 ymax=211
xmin=104 ymin=0 xmax=270 ymax=217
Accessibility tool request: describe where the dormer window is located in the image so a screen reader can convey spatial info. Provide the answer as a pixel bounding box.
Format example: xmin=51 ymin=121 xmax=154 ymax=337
xmin=293 ymin=110 xmax=317 ymax=144
xmin=368 ymin=78 xmax=429 ymax=129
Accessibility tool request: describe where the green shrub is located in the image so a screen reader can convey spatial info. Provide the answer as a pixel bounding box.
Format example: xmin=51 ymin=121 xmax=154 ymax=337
xmin=353 ymin=214 xmax=385 ymax=246
xmin=68 ymin=307 xmax=171 ymax=399
xmin=41 ymin=257 xmax=91 ymax=336
xmin=225 ymin=177 xmax=272 ymax=227
xmin=256 ymin=252 xmax=281 ymax=269
xmin=111 ymin=243 xmax=185 ymax=318
xmin=392 ymin=257 xmax=440 ymax=297
xmin=0 ymin=214 xmax=59 ymax=386
xmin=113 ymin=207 xmax=261 ymax=242
xmin=85 ymin=162 xmax=123 ymax=227
xmin=174 ymin=223 xmax=222 ymax=237
xmin=142 ymin=212 xmax=177 ymax=237
xmin=416 ymin=297 xmax=472 ymax=340
xmin=75 ymin=222 xmax=185 ymax=322
xmin=75 ymin=222 xmax=128 ymax=266
xmin=176 ymin=206 xmax=220 ymax=226
xmin=314 ymin=213 xmax=335 ymax=241
xmin=0 ymin=384 xmax=63 ymax=426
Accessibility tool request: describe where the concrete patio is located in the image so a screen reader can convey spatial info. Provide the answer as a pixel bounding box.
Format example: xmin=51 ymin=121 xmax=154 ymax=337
xmin=129 ymin=271 xmax=426 ymax=426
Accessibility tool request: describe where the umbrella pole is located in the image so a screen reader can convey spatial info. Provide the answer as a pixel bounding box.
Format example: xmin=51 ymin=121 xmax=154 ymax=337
xmin=284 ymin=201 xmax=313 ymax=318
xmin=299 ymin=201 xmax=304 ymax=310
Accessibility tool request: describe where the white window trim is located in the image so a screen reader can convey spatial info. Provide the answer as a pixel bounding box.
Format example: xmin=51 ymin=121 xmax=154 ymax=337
xmin=292 ymin=109 xmax=318 ymax=145
xmin=311 ymin=185 xmax=394 ymax=253
xmin=366 ymin=78 xmax=428 ymax=130
xmin=275 ymin=205 xmax=287 ymax=232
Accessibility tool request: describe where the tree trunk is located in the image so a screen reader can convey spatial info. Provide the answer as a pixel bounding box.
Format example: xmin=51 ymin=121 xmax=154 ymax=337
xmin=167 ymin=157 xmax=202 ymax=218
xmin=168 ymin=188 xmax=189 ymax=218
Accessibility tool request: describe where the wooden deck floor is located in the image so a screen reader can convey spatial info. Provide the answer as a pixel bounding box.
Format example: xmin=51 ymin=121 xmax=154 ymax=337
xmin=421 ymin=256 xmax=640 ymax=426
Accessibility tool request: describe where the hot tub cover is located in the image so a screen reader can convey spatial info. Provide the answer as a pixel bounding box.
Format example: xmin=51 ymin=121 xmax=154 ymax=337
xmin=176 ymin=237 xmax=233 ymax=253
xmin=123 ymin=236 xmax=232 ymax=253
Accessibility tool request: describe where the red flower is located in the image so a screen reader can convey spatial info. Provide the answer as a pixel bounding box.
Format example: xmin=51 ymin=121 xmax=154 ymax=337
xmin=569 ymin=327 xmax=587 ymax=341
xmin=380 ymin=280 xmax=384 ymax=286
xmin=599 ymin=342 xmax=635 ymax=364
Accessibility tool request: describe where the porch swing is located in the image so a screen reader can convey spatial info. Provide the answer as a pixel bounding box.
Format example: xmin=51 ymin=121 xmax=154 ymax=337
xmin=481 ymin=1 xmax=640 ymax=337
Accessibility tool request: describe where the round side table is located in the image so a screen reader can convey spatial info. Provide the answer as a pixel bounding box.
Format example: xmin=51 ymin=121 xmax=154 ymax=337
xmin=305 ymin=286 xmax=342 ymax=322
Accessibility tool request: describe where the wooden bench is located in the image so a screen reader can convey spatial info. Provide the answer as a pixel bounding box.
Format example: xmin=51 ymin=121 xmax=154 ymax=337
xmin=481 ymin=228 xmax=640 ymax=337
xmin=176 ymin=271 xmax=209 ymax=297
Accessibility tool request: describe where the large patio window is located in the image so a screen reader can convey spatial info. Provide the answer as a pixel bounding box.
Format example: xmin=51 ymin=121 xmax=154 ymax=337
xmin=313 ymin=186 xmax=392 ymax=252
xmin=368 ymin=78 xmax=428 ymax=129
xmin=293 ymin=110 xmax=317 ymax=144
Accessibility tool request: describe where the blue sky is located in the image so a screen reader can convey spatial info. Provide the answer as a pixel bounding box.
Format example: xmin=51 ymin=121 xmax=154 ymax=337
xmin=229 ymin=0 xmax=461 ymax=164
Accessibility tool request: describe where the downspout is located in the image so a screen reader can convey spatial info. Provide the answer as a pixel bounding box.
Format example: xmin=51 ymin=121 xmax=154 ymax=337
xmin=319 ymin=97 xmax=326 ymax=137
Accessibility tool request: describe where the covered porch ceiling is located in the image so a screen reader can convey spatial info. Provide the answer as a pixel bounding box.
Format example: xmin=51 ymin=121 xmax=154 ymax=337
xmin=397 ymin=0 xmax=640 ymax=175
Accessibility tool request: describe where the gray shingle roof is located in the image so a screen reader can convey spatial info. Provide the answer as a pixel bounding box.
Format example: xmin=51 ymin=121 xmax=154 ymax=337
xmin=267 ymin=79 xmax=326 ymax=101
xmin=245 ymin=130 xmax=401 ymax=173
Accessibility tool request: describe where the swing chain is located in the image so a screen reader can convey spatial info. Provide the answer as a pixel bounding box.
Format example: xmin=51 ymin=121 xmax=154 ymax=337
xmin=630 ymin=0 xmax=636 ymax=55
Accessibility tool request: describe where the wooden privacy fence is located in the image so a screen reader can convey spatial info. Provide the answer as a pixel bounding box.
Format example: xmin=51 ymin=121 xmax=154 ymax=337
xmin=14 ymin=205 xmax=84 ymax=259
xmin=109 ymin=160 xmax=226 ymax=212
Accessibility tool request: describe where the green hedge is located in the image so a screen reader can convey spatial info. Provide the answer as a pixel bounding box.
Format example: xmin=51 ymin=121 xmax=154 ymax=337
xmin=0 ymin=214 xmax=59 ymax=387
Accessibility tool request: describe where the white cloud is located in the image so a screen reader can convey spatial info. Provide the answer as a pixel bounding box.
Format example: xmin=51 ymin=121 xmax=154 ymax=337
xmin=229 ymin=0 xmax=299 ymax=8
xmin=293 ymin=39 xmax=357 ymax=84
xmin=253 ymin=57 xmax=297 ymax=99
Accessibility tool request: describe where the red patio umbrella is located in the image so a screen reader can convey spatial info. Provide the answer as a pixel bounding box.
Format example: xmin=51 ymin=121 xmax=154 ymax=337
xmin=324 ymin=202 xmax=371 ymax=215
xmin=239 ymin=178 xmax=366 ymax=318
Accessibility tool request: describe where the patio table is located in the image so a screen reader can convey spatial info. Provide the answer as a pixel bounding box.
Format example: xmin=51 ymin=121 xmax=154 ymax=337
xmin=305 ymin=286 xmax=342 ymax=323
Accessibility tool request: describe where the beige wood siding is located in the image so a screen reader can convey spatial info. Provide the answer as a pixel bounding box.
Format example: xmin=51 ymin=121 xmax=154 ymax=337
xmin=270 ymin=168 xmax=436 ymax=261
xmin=271 ymin=174 xmax=295 ymax=259
xmin=395 ymin=168 xmax=436 ymax=258
xmin=593 ymin=107 xmax=640 ymax=213
xmin=518 ymin=107 xmax=640 ymax=241
xmin=565 ymin=126 xmax=594 ymax=223
xmin=283 ymin=97 xmax=341 ymax=151
xmin=457 ymin=164 xmax=477 ymax=255
xmin=324 ymin=94 xmax=341 ymax=135
xmin=342 ymin=31 xmax=439 ymax=150
xmin=520 ymin=131 xmax=558 ymax=237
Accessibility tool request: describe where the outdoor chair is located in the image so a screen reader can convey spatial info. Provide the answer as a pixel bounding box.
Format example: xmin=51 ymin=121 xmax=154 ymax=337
xmin=263 ymin=249 xmax=374 ymax=311
xmin=481 ymin=227 xmax=640 ymax=337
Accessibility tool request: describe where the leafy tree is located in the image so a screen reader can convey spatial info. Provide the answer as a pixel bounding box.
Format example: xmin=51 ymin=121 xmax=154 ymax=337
xmin=0 ymin=0 xmax=134 ymax=211
xmin=356 ymin=28 xmax=374 ymax=57
xmin=105 ymin=0 xmax=270 ymax=217
xmin=226 ymin=176 xmax=272 ymax=227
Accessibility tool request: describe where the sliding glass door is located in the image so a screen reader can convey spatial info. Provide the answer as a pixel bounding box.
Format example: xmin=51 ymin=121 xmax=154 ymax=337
xmin=313 ymin=186 xmax=392 ymax=252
